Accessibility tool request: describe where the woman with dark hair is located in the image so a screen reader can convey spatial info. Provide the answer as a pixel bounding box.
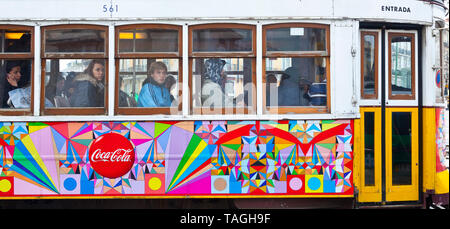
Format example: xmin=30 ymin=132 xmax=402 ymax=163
xmin=0 ymin=61 xmax=22 ymax=108
xmin=69 ymin=60 xmax=105 ymax=107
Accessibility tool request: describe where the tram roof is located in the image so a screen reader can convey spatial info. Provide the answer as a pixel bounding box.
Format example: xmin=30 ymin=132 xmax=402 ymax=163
xmin=0 ymin=0 xmax=447 ymax=24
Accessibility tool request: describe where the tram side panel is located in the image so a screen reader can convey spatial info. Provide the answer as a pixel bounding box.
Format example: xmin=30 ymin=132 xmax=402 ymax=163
xmin=0 ymin=120 xmax=354 ymax=198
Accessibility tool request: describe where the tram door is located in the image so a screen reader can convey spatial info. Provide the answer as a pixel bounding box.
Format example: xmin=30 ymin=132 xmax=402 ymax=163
xmin=358 ymin=29 xmax=419 ymax=203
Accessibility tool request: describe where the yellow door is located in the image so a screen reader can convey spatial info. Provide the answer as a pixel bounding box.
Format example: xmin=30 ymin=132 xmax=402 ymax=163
xmin=385 ymin=107 xmax=419 ymax=202
xmin=358 ymin=107 xmax=382 ymax=203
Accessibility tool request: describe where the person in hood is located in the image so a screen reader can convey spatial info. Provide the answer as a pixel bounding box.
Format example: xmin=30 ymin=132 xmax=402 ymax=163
xmin=69 ymin=60 xmax=105 ymax=107
xmin=0 ymin=61 xmax=23 ymax=108
xmin=278 ymin=66 xmax=302 ymax=106
xmin=137 ymin=61 xmax=172 ymax=107
xmin=201 ymin=58 xmax=233 ymax=108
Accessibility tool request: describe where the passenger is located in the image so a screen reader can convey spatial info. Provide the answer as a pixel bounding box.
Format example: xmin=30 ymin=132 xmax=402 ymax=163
xmin=70 ymin=60 xmax=105 ymax=107
xmin=0 ymin=61 xmax=23 ymax=108
xmin=137 ymin=61 xmax=172 ymax=107
xmin=118 ymin=77 xmax=137 ymax=107
xmin=45 ymin=74 xmax=66 ymax=105
xmin=266 ymin=73 xmax=278 ymax=106
xmin=201 ymin=58 xmax=233 ymax=108
xmin=278 ymin=67 xmax=301 ymax=106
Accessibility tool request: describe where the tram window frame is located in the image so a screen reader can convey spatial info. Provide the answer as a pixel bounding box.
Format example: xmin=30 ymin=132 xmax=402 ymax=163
xmin=115 ymin=24 xmax=183 ymax=115
xmin=0 ymin=25 xmax=34 ymax=115
xmin=40 ymin=24 xmax=109 ymax=115
xmin=387 ymin=32 xmax=416 ymax=101
xmin=188 ymin=23 xmax=257 ymax=115
xmin=360 ymin=31 xmax=379 ymax=100
xmin=262 ymin=23 xmax=331 ymax=114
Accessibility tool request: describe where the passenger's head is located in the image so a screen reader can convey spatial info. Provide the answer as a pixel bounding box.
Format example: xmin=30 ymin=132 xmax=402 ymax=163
xmin=266 ymin=74 xmax=277 ymax=84
xmin=149 ymin=61 xmax=168 ymax=85
xmin=281 ymin=67 xmax=300 ymax=83
xmin=84 ymin=60 xmax=105 ymax=82
xmin=203 ymin=58 xmax=226 ymax=84
xmin=5 ymin=61 xmax=22 ymax=83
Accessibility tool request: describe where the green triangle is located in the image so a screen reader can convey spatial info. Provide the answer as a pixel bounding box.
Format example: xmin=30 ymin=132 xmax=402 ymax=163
xmin=28 ymin=122 xmax=49 ymax=127
xmin=71 ymin=139 xmax=92 ymax=146
xmin=316 ymin=143 xmax=335 ymax=150
xmin=154 ymin=122 xmax=171 ymax=137
xmin=222 ymin=144 xmax=241 ymax=151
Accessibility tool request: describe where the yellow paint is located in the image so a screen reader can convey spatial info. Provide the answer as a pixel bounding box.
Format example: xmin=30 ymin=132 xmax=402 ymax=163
xmin=421 ymin=108 xmax=436 ymax=192
xmin=435 ymin=170 xmax=449 ymax=194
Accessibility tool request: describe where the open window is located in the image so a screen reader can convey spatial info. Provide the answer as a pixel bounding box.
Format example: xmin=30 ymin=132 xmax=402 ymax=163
xmin=115 ymin=24 xmax=182 ymax=115
xmin=263 ymin=23 xmax=330 ymax=114
xmin=41 ymin=24 xmax=108 ymax=115
xmin=0 ymin=25 xmax=34 ymax=115
xmin=189 ymin=23 xmax=256 ymax=115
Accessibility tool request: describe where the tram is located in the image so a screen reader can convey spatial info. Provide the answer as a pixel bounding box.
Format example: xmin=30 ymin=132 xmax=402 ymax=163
xmin=0 ymin=0 xmax=448 ymax=209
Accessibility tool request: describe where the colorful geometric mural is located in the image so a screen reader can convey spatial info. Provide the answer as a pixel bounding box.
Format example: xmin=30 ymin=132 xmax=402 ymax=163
xmin=0 ymin=120 xmax=354 ymax=197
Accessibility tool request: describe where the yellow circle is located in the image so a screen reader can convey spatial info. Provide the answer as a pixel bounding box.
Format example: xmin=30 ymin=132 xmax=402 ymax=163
xmin=148 ymin=177 xmax=162 ymax=191
xmin=0 ymin=179 xmax=12 ymax=193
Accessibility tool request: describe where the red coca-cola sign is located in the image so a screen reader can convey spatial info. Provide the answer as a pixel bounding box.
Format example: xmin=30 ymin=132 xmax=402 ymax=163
xmin=89 ymin=133 xmax=135 ymax=179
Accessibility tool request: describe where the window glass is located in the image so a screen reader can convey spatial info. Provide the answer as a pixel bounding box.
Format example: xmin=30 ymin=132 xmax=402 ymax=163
xmin=45 ymin=29 xmax=105 ymax=53
xmin=44 ymin=59 xmax=105 ymax=108
xmin=0 ymin=59 xmax=33 ymax=109
xmin=390 ymin=36 xmax=412 ymax=95
xmin=442 ymin=30 xmax=449 ymax=100
xmin=391 ymin=112 xmax=412 ymax=185
xmin=119 ymin=59 xmax=179 ymax=108
xmin=192 ymin=28 xmax=252 ymax=52
xmin=119 ymin=29 xmax=179 ymax=53
xmin=265 ymin=57 xmax=327 ymax=107
xmin=266 ymin=27 xmax=326 ymax=52
xmin=0 ymin=29 xmax=31 ymax=53
xmin=192 ymin=58 xmax=253 ymax=110
xmin=362 ymin=34 xmax=376 ymax=96
xmin=435 ymin=31 xmax=443 ymax=102
xmin=364 ymin=112 xmax=375 ymax=186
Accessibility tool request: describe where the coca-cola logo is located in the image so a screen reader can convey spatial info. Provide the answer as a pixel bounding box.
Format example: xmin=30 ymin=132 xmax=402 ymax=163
xmin=89 ymin=133 xmax=135 ymax=179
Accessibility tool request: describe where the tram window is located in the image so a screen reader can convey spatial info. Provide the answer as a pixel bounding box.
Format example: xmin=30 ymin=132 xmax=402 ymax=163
xmin=0 ymin=26 xmax=34 ymax=114
xmin=42 ymin=25 xmax=108 ymax=115
xmin=263 ymin=24 xmax=330 ymax=114
xmin=44 ymin=59 xmax=106 ymax=108
xmin=192 ymin=27 xmax=253 ymax=52
xmin=191 ymin=58 xmax=254 ymax=113
xmin=190 ymin=24 xmax=256 ymax=115
xmin=265 ymin=57 xmax=327 ymax=107
xmin=265 ymin=26 xmax=326 ymax=53
xmin=116 ymin=25 xmax=182 ymax=115
xmin=118 ymin=28 xmax=179 ymax=53
xmin=361 ymin=32 xmax=378 ymax=99
xmin=388 ymin=33 xmax=415 ymax=100
xmin=118 ymin=59 xmax=179 ymax=108
xmin=44 ymin=28 xmax=105 ymax=53
xmin=434 ymin=27 xmax=446 ymax=103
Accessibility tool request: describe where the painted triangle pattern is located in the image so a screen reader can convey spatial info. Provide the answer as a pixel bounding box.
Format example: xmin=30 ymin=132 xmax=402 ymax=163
xmin=0 ymin=120 xmax=353 ymax=197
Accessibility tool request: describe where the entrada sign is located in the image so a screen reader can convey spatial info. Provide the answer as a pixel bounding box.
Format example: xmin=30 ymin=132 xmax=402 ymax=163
xmin=381 ymin=6 xmax=411 ymax=13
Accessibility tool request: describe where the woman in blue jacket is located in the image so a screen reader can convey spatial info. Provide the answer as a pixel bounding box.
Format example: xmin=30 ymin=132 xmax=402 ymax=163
xmin=137 ymin=61 xmax=172 ymax=107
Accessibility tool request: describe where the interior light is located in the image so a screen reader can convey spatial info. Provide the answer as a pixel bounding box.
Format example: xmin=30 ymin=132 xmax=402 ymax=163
xmin=119 ymin=32 xmax=147 ymax=40
xmin=5 ymin=32 xmax=24 ymax=40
